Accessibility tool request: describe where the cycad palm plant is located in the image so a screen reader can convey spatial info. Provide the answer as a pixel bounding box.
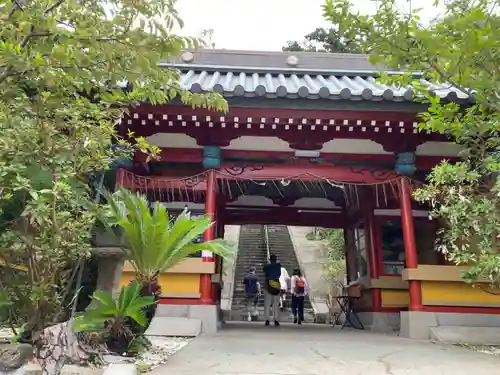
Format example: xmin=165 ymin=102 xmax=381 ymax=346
xmin=102 ymin=188 xmax=233 ymax=321
xmin=73 ymin=281 xmax=156 ymax=353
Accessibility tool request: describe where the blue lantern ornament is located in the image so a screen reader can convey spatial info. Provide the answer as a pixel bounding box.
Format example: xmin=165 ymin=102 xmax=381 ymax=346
xmin=203 ymin=146 xmax=222 ymax=169
xmin=395 ymin=152 xmax=416 ymax=176
xmin=109 ymin=143 xmax=134 ymax=170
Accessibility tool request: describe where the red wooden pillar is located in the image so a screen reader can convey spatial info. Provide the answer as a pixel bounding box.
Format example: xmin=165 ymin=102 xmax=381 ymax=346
xmin=211 ymin=208 xmax=224 ymax=303
xmin=115 ymin=168 xmax=125 ymax=189
xmin=366 ymin=210 xmax=382 ymax=311
xmin=200 ymin=169 xmax=216 ymax=304
xmin=399 ymin=177 xmax=423 ymax=311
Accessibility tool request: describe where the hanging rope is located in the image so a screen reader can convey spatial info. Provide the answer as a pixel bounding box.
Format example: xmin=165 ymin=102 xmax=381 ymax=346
xmin=117 ymin=169 xmax=422 ymax=208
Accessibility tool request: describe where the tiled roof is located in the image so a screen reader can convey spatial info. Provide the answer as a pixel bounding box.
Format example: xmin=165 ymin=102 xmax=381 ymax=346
xmin=178 ymin=70 xmax=470 ymax=102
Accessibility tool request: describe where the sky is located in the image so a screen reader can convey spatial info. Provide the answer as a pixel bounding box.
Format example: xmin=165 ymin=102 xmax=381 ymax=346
xmin=175 ymin=0 xmax=442 ymax=51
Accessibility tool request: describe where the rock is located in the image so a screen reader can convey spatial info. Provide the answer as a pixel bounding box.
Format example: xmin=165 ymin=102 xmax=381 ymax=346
xmin=38 ymin=321 xmax=94 ymax=366
xmin=0 ymin=344 xmax=33 ymax=372
xmin=21 ymin=363 xmax=42 ymax=375
xmin=0 ymin=329 xmax=15 ymax=344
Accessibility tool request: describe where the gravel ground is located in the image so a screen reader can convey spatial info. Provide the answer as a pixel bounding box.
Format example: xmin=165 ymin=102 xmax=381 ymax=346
xmin=135 ymin=337 xmax=192 ymax=373
xmin=1 ymin=325 xmax=192 ymax=373
xmin=0 ymin=328 xmax=15 ymax=343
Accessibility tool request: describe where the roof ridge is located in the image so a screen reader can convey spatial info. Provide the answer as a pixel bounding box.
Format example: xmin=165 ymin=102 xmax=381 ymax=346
xmin=161 ymin=62 xmax=401 ymax=77
xmin=186 ymin=48 xmax=370 ymax=59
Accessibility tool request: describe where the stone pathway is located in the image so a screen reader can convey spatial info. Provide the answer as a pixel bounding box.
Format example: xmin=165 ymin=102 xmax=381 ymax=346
xmin=150 ymin=322 xmax=500 ymax=375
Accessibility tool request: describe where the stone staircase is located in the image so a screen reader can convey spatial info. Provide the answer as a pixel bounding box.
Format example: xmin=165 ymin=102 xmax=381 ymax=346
xmin=267 ymin=225 xmax=313 ymax=313
xmin=231 ymin=225 xmax=268 ymax=310
xmin=228 ymin=224 xmax=314 ymax=323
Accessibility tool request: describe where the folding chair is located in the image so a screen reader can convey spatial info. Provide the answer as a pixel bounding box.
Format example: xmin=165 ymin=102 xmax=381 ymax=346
xmin=332 ymin=281 xmax=364 ymax=330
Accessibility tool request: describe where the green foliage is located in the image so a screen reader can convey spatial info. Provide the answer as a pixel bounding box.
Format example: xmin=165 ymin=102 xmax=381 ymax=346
xmin=73 ymin=281 xmax=155 ymax=335
xmin=103 ymin=188 xmax=235 ymax=284
xmin=126 ymin=335 xmax=152 ymax=356
xmin=0 ymin=286 xmax=13 ymax=323
xmin=136 ymin=362 xmax=153 ymax=373
xmin=323 ymin=0 xmax=500 ymax=284
xmin=283 ymin=27 xmax=362 ymax=53
xmin=0 ymin=0 xmax=227 ymax=340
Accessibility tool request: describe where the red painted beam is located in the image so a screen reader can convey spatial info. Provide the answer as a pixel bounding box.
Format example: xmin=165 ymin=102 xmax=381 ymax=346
xmin=124 ymin=118 xmax=443 ymax=146
xmin=222 ymin=215 xmax=346 ymax=228
xmin=133 ymin=147 xmax=458 ymax=171
xmin=223 ymin=211 xmax=342 ymax=220
xmin=225 ymin=205 xmax=342 ymax=213
xmin=131 ymin=104 xmax=419 ymax=123
xmin=218 ymin=163 xmax=398 ymax=183
xmin=123 ymin=105 xmax=446 ymax=147
xmin=117 ymin=163 xmax=400 ymax=192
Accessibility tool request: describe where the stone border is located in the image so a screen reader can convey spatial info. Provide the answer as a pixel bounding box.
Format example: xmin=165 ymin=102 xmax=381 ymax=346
xmin=220 ymin=225 xmax=240 ymax=312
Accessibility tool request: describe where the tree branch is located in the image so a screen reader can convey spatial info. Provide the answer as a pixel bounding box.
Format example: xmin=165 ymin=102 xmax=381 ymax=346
xmin=45 ymin=0 xmax=66 ymax=14
xmin=6 ymin=1 xmax=22 ymax=20
xmin=426 ymin=58 xmax=497 ymax=110
xmin=0 ymin=0 xmax=66 ymax=84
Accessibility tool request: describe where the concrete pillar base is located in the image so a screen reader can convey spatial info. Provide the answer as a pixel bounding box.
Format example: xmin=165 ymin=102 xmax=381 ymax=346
xmin=399 ymin=311 xmax=500 ymax=340
xmin=94 ymin=252 xmax=125 ymax=298
xmin=399 ymin=311 xmax=437 ymax=339
xmin=156 ymin=304 xmax=219 ymax=334
xmin=357 ymin=312 xmax=400 ymax=333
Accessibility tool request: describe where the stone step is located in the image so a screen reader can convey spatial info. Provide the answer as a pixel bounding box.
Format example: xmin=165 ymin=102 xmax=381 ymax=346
xmin=226 ymin=308 xmax=315 ymax=323
xmin=231 ymin=295 xmax=312 ymax=309
xmin=232 ymin=224 xmax=314 ymax=321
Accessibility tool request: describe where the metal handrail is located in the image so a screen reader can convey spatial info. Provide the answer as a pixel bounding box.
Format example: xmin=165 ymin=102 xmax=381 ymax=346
xmin=264 ymin=224 xmax=270 ymax=263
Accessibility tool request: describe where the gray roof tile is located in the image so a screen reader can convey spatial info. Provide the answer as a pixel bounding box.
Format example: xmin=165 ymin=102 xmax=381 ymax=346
xmin=178 ymin=70 xmax=470 ymax=102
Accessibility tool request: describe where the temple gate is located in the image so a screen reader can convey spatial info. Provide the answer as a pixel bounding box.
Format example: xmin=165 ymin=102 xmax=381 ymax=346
xmin=97 ymin=49 xmax=500 ymax=337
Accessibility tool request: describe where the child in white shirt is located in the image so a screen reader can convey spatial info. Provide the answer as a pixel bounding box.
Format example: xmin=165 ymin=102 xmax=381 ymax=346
xmin=279 ymin=266 xmax=290 ymax=310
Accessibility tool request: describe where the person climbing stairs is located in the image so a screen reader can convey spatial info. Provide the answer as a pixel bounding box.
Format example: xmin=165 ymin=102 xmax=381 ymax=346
xmin=230 ymin=224 xmax=314 ymax=322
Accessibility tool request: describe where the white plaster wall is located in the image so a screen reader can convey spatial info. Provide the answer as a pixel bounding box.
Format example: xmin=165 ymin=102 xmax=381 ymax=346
xmin=227 ymin=195 xmax=339 ymax=209
xmin=146 ymin=133 xmax=461 ymax=157
xmin=159 ymin=197 xmax=340 ymax=210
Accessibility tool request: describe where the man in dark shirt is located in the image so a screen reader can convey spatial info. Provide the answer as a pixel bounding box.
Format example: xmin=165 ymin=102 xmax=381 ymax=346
xmin=263 ymin=254 xmax=282 ymax=326
xmin=243 ymin=267 xmax=261 ymax=322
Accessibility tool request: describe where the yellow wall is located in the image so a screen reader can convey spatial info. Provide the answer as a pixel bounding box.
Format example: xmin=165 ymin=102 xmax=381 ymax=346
xmin=402 ymin=265 xmax=500 ymax=308
xmin=381 ymin=290 xmax=409 ymax=307
xmin=120 ymin=272 xmax=200 ymax=296
xmin=422 ymin=281 xmax=500 ymax=307
xmin=371 ymin=276 xmax=409 ymax=308
xmin=119 ymin=258 xmax=212 ymax=298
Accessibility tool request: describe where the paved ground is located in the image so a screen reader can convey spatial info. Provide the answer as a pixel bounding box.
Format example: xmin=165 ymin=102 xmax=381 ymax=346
xmin=151 ymin=322 xmax=500 ymax=375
